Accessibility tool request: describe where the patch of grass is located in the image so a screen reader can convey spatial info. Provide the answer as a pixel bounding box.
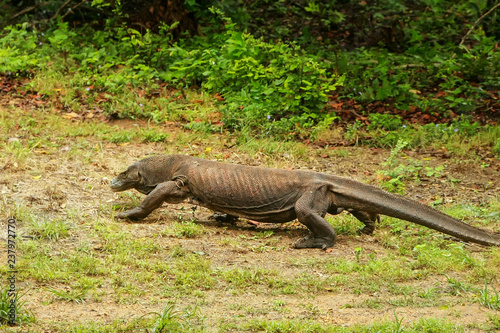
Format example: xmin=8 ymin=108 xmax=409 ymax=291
xmin=442 ymin=204 xmax=495 ymax=227
xmin=69 ymin=252 xmax=105 ymax=276
xmin=409 ymin=317 xmax=465 ymax=332
xmin=236 ymin=135 xmax=309 ymax=162
xmin=140 ymin=128 xmax=169 ymax=142
xmin=220 ymin=319 xmax=332 ymax=332
xmin=386 ymin=295 xmax=440 ymax=308
xmin=410 ymin=242 xmax=478 ymax=273
xmin=2 ymin=138 xmax=41 ymax=167
xmin=0 ymin=287 xmax=34 ymax=326
xmin=324 ymin=254 xmax=414 ymax=282
xmin=270 ymin=300 xmax=289 ymax=313
xmin=477 ymin=282 xmax=500 ymax=311
xmin=221 ymin=313 xmax=465 ymax=332
xmin=168 ymin=245 xmax=188 ymax=258
xmin=375 ymin=139 xmax=449 ymax=193
xmin=266 ymin=277 xmax=298 ymax=295
xmin=358 ymin=120 xmax=500 ymax=158
xmin=165 ymin=253 xmax=215 ymax=294
xmin=487 ymin=313 xmax=500 ymax=331
xmin=66 ymin=317 xmax=156 ymax=333
xmin=152 ymin=301 xmax=205 ymax=333
xmin=112 ymin=274 xmax=146 ymax=299
xmin=94 ymin=224 xmax=161 ymax=263
xmin=387 ymin=283 xmax=415 ymax=296
xmin=105 ymin=130 xmax=137 ymax=143
xmin=254 ymin=230 xmax=275 ymax=239
xmin=417 ymin=287 xmax=438 ymax=300
xmin=299 ymin=302 xmax=323 ymax=318
xmin=445 ymin=275 xmax=475 ymax=296
xmin=329 ymin=214 xmax=364 ymax=236
xmin=295 ymin=272 xmax=336 ymax=293
xmin=27 ymin=217 xmax=71 ymax=240
xmin=0 ymin=200 xmax=33 ymax=223
xmin=351 ymin=298 xmax=384 ymax=309
xmin=220 ymin=267 xmax=277 ymax=289
xmin=17 ymin=248 xmax=71 ymax=282
xmin=48 ymin=285 xmax=90 ymax=304
xmin=164 ymin=219 xmax=208 ymax=238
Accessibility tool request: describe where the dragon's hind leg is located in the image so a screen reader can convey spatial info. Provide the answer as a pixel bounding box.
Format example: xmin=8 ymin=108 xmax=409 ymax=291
xmin=348 ymin=210 xmax=380 ymax=235
xmin=292 ymin=188 xmax=336 ymax=249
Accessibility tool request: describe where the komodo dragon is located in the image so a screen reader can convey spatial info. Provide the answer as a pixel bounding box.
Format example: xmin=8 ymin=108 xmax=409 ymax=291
xmin=110 ymin=154 xmax=500 ymax=249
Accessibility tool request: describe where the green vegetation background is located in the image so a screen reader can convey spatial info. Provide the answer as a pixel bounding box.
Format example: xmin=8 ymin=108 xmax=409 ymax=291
xmin=0 ymin=0 xmax=499 ymax=152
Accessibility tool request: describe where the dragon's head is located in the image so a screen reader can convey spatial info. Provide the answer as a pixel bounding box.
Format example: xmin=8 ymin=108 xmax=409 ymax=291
xmin=110 ymin=164 xmax=143 ymax=192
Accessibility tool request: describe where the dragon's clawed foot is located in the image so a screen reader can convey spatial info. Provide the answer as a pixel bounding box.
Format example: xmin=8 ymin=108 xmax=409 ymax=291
xmin=292 ymin=234 xmax=334 ymax=250
xmin=209 ymin=212 xmax=239 ymax=224
xmin=115 ymin=208 xmax=148 ymax=220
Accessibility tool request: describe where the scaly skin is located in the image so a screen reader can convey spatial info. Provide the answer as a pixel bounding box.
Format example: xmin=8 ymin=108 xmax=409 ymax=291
xmin=110 ymin=155 xmax=500 ymax=249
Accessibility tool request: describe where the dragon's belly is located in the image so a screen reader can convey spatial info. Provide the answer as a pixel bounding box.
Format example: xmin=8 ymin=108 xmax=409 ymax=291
xmin=184 ymin=161 xmax=309 ymax=222
xmin=200 ymin=201 xmax=298 ymax=223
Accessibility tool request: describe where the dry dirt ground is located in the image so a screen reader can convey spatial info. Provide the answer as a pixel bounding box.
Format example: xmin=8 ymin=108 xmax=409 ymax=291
xmin=1 ymin=117 xmax=500 ymax=332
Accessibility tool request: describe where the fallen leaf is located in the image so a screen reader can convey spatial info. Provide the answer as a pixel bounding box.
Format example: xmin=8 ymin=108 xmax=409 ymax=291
xmin=329 ymin=101 xmax=343 ymax=110
xmin=214 ymin=92 xmax=225 ymax=101
xmin=62 ymin=112 xmax=80 ymax=120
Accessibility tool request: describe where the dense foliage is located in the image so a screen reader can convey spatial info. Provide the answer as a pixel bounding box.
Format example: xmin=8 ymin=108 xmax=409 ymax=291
xmin=1 ymin=0 xmax=499 ymax=142
xmin=221 ymin=0 xmax=500 ymax=122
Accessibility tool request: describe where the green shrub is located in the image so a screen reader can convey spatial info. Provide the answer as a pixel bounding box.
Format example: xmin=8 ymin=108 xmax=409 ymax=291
xmin=160 ymin=17 xmax=342 ymax=136
xmin=0 ymin=23 xmax=40 ymax=73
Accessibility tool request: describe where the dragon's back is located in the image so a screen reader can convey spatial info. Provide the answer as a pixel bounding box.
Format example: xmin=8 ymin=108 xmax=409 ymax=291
xmin=177 ymin=157 xmax=319 ymax=222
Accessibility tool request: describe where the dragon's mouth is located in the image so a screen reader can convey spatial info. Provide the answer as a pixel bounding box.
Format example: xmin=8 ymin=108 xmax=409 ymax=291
xmin=109 ymin=178 xmax=130 ymax=192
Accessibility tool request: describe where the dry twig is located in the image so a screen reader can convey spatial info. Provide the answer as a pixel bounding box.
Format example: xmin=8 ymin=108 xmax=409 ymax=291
xmin=458 ymin=2 xmax=500 ymax=49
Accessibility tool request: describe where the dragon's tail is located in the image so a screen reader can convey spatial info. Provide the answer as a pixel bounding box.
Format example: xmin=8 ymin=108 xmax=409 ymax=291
xmin=329 ymin=177 xmax=500 ymax=246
